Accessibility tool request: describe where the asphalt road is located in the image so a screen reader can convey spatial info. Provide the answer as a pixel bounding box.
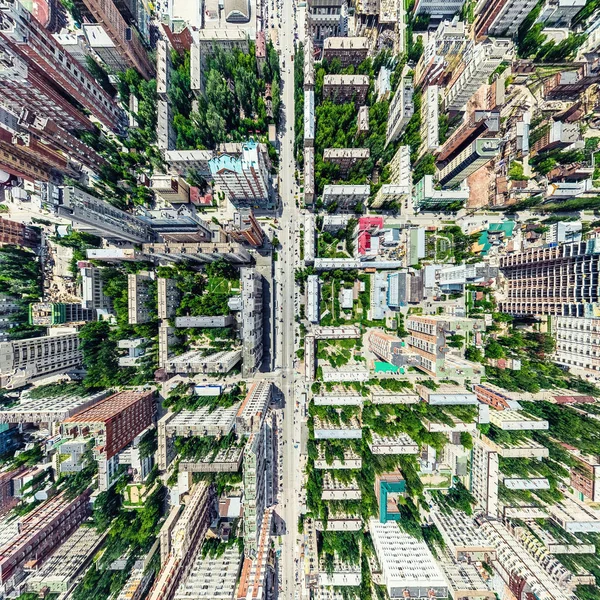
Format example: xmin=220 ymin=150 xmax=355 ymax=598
xmin=274 ymin=0 xmax=303 ymax=598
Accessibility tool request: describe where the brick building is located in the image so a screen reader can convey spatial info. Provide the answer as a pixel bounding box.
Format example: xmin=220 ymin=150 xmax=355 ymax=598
xmin=0 ymin=218 xmax=40 ymax=248
xmin=0 ymin=489 xmax=91 ymax=590
xmin=62 ymin=390 xmax=156 ymax=459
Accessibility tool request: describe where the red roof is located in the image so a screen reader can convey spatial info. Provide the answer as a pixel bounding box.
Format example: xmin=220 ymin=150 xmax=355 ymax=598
xmin=359 ymin=217 xmax=384 ymax=231
xmin=554 ymin=395 xmax=595 ymax=404
xmin=358 ymin=230 xmax=371 ymax=255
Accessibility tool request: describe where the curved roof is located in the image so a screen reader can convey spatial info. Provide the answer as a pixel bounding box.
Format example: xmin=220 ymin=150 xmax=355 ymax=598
xmin=224 ymin=0 xmax=250 ymax=23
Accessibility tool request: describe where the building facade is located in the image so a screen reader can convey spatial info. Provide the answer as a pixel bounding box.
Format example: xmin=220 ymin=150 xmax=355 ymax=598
xmin=551 ymin=316 xmax=600 ymax=374
xmin=386 ymin=77 xmax=414 ymax=146
xmin=0 ymin=218 xmax=40 ymax=248
xmin=437 ymin=138 xmax=501 ymax=189
xmin=0 ymin=332 xmax=82 ymax=389
xmin=58 ymin=187 xmax=155 ymax=244
xmin=498 ymin=239 xmax=600 ymax=317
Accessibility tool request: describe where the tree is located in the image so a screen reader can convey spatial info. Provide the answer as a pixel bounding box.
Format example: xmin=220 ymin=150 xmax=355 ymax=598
xmin=485 ymin=339 xmax=505 ymax=359
xmin=85 ymin=56 xmax=115 ymax=96
xmin=79 ymin=321 xmax=120 ymax=388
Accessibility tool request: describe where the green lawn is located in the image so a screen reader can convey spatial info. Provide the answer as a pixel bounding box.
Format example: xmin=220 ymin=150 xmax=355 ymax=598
xmin=207 ymin=276 xmax=232 ymax=295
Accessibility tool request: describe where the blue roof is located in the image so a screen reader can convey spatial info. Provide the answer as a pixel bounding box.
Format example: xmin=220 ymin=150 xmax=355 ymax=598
xmin=209 ymin=154 xmax=243 ymax=176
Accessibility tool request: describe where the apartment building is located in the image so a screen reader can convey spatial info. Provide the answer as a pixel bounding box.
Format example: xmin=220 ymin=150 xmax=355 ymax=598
xmin=0 ymin=0 xmax=124 ymax=132
xmin=143 ymin=242 xmax=252 ymax=264
xmin=78 ymin=0 xmax=154 ymax=77
xmin=415 ymin=19 xmax=468 ymax=88
xmin=436 ymin=110 xmax=500 ymax=166
xmin=0 ymin=489 xmax=92 ymax=592
xmin=414 ymin=0 xmax=467 ymax=16
xmin=531 ymin=120 xmax=580 ymax=155
xmin=323 ymin=148 xmax=370 ymax=175
xmin=444 ymin=39 xmax=513 ymax=111
xmin=413 ymin=174 xmax=469 ymax=210
xmin=498 ymin=239 xmax=600 ymax=317
xmin=228 ymin=209 xmax=264 ymax=247
xmin=0 ymin=217 xmax=40 ymax=248
xmin=147 ymin=482 xmax=214 ymax=600
xmin=405 ymin=315 xmax=485 ymax=378
xmin=0 ymin=332 xmax=82 ymax=390
xmin=79 ymin=263 xmax=112 ymax=311
xmin=367 ymin=330 xmax=405 ymax=367
xmin=243 ymin=417 xmax=274 ymax=556
xmin=238 ymin=267 xmax=264 ymax=377
xmin=437 ymin=138 xmax=501 ymax=189
xmin=322 ymin=37 xmax=369 ymax=67
xmin=29 ymin=302 xmax=95 ymax=326
xmin=164 ymin=150 xmax=214 ymax=177
xmin=475 ymin=0 xmax=539 ymax=39
xmin=322 ymin=185 xmax=370 ymax=208
xmin=165 ymin=349 xmax=243 ymax=374
xmin=305 ymin=146 xmax=315 ymax=205
xmin=386 ymin=77 xmax=414 ymax=146
xmin=61 ymin=389 xmax=155 ymax=484
xmin=308 ymin=275 xmax=320 ymax=324
xmin=369 ymin=520 xmax=448 ymax=599
xmin=307 ymin=0 xmax=349 ymax=44
xmin=551 ymin=316 xmax=600 ymax=374
xmin=209 ymin=141 xmax=272 ymax=208
xmin=128 ymin=273 xmax=154 ymax=325
xmin=322 ymin=74 xmax=370 ymax=104
xmin=58 ymin=187 xmax=155 ymax=244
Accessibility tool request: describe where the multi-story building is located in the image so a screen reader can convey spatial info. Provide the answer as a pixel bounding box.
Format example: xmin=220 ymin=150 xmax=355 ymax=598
xmin=307 ymin=0 xmax=348 ymax=44
xmin=551 ymin=316 xmax=600 ymax=374
xmin=164 ymin=150 xmax=214 ymax=178
xmin=57 ymin=187 xmax=156 ymax=244
xmin=419 ymin=84 xmax=440 ymax=158
xmin=0 ymin=217 xmax=40 ymax=248
xmin=209 ymin=141 xmax=272 ymax=208
xmin=143 ymin=242 xmax=251 ymax=264
xmin=165 ymin=349 xmax=242 ymax=375
xmin=157 ymin=278 xmax=180 ymax=320
xmin=531 ymin=120 xmax=580 ymax=155
xmin=538 ymin=0 xmax=586 ymax=26
xmin=77 ymin=261 xmax=112 ymax=311
xmin=437 ymin=138 xmax=501 ymax=189
xmin=0 ymin=489 xmax=92 ymax=592
xmin=82 ymin=24 xmax=130 ymax=71
xmin=0 ymin=332 xmax=82 ymax=390
xmin=0 ymin=0 xmax=124 ymax=132
xmin=499 ymin=239 xmax=600 ymax=317
xmin=26 ymin=526 xmax=104 ymax=595
xmin=323 ymin=148 xmax=370 ymax=176
xmin=238 ymin=267 xmax=264 ymax=377
xmin=405 ymin=315 xmax=485 ymax=378
xmin=151 ymin=175 xmax=191 ymax=204
xmin=0 ymin=466 xmax=24 ymax=516
xmin=322 ymin=185 xmax=370 ymax=208
xmin=444 ymin=39 xmax=513 ymax=111
xmin=322 ymin=37 xmax=369 ymax=67
xmin=322 ymin=74 xmax=370 ymax=104
xmin=369 ymin=519 xmax=449 ymax=599
xmin=367 ymin=330 xmax=405 ymax=367
xmin=18 ymin=107 xmax=108 ymax=173
xmin=29 ymin=302 xmax=95 ymax=326
xmin=228 ymin=209 xmax=264 ymax=247
xmin=386 ymin=77 xmax=414 ymax=146
xmin=436 ymin=110 xmax=500 ymax=166
xmin=144 ymin=211 xmax=212 ymax=244
xmin=304 ymin=89 xmax=315 ymax=148
xmin=479 ymin=520 xmax=578 ymax=600
xmin=307 ymin=275 xmax=320 ymax=324
xmin=147 ymin=482 xmax=214 ymax=600
xmin=413 ymin=0 xmax=467 ymax=17
xmin=128 ymin=272 xmax=154 ymax=325
xmin=62 ymin=390 xmax=155 ymax=462
xmin=413 ymin=174 xmax=469 ymax=210
xmin=0 ymin=388 xmax=108 ymax=424
xmin=475 ymin=0 xmax=539 ymax=39
xmin=243 ymin=416 xmax=274 ymax=556
xmin=78 ymin=0 xmax=154 ymax=78
xmin=415 ymin=19 xmax=468 ymax=88
xmin=304 ymin=146 xmax=315 ymax=205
